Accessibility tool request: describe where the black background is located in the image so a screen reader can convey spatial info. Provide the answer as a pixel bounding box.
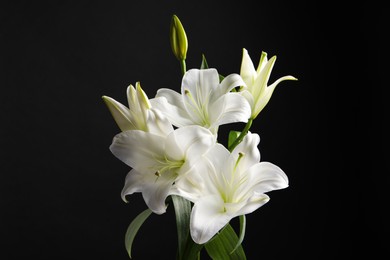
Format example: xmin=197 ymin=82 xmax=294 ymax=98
xmin=1 ymin=1 xmax=384 ymax=259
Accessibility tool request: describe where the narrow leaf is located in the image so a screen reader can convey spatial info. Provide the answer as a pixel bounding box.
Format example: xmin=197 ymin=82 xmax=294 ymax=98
xmin=200 ymin=54 xmax=209 ymax=69
xmin=172 ymin=195 xmax=192 ymax=259
xmin=228 ymin=131 xmax=241 ymax=148
xmin=124 ymin=208 xmax=153 ymax=259
xmin=205 ymin=224 xmax=246 ymax=260
xmin=182 ymin=239 xmax=204 ymax=260
xmin=231 ymin=215 xmax=246 ymax=254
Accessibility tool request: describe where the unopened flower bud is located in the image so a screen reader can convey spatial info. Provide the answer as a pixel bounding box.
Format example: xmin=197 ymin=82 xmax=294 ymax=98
xmin=170 ymin=15 xmax=188 ymax=61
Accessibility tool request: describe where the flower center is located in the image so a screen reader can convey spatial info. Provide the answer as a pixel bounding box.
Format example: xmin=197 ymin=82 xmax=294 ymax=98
xmin=184 ymin=88 xmax=210 ymax=127
xmin=220 ymin=152 xmax=247 ymax=204
xmin=154 ymin=155 xmax=185 ymax=179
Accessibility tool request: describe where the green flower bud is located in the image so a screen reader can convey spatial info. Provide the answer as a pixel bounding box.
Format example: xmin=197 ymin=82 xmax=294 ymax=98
xmin=170 ymin=15 xmax=188 ymax=61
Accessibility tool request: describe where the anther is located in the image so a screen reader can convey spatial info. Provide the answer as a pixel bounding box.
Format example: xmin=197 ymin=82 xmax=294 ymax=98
xmin=234 ymin=152 xmax=245 ymax=170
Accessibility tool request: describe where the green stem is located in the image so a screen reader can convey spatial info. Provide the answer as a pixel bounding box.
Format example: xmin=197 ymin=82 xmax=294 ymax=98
xmin=228 ymin=118 xmax=253 ymax=152
xmin=180 ymin=59 xmax=187 ymax=76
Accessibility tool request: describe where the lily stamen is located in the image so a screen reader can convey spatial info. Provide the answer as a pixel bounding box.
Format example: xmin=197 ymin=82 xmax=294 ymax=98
xmin=234 ymin=152 xmax=245 ymax=171
xmin=184 ymin=88 xmax=209 ymax=126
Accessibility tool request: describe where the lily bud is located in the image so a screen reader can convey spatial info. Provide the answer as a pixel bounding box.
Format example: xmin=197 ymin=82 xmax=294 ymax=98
xmin=170 ymin=15 xmax=188 ymax=61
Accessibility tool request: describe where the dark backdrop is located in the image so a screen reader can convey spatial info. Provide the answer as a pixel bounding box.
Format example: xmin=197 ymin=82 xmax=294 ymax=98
xmin=1 ymin=1 xmax=384 ymax=259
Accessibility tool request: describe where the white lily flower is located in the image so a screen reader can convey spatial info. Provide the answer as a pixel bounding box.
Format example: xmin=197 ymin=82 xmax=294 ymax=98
xmin=150 ymin=68 xmax=251 ymax=135
xmin=102 ymin=82 xmax=173 ymax=136
xmin=240 ymin=48 xmax=297 ymax=119
xmin=109 ymin=125 xmax=215 ymax=214
xmin=173 ymin=133 xmax=288 ymax=244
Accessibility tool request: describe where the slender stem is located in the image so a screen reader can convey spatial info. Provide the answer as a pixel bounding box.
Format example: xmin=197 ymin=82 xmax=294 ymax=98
xmin=180 ymin=59 xmax=187 ymax=76
xmin=228 ymin=118 xmax=253 ymax=152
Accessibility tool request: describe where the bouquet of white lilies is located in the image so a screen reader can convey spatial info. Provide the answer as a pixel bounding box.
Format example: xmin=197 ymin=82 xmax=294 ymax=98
xmin=102 ymin=15 xmax=296 ymax=259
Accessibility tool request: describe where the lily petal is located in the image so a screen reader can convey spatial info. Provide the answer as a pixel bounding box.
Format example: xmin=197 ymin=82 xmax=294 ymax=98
xmin=190 ymin=195 xmax=233 ymax=244
xmin=173 ymin=143 xmax=227 ymax=204
xmin=252 ymin=55 xmax=277 ymax=101
xmin=150 ymin=95 xmax=193 ymax=127
xmin=240 ymin=48 xmax=257 ymax=85
xmin=121 ymin=169 xmax=175 ymax=214
xmin=145 ymin=108 xmax=174 ymax=137
xmin=246 ymin=161 xmax=289 ymax=194
xmin=102 ymin=96 xmax=136 ymax=131
xmin=109 ymin=130 xmax=165 ymax=173
xmin=254 ymin=75 xmax=298 ymax=115
xmin=155 ymin=88 xmax=186 ymax=111
xmin=237 ymin=194 xmax=270 ymax=216
xmin=256 ymin=51 xmax=268 ymax=74
xmin=181 ymin=69 xmax=219 ymax=125
xmin=209 ymin=93 xmax=250 ymax=128
xmin=165 ymin=125 xmax=215 ymax=163
xmin=217 ymin=73 xmax=246 ymax=97
xmin=182 ymin=68 xmax=219 ymax=106
xmin=139 ymin=171 xmax=176 ymax=214
xmin=230 ymin=133 xmax=261 ymax=174
xmin=121 ymin=169 xmax=144 ymax=202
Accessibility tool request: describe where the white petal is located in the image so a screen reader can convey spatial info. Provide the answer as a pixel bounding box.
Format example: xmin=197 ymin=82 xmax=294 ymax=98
xmin=190 ymin=195 xmax=233 ymax=244
xmin=181 ymin=69 xmax=219 ymax=124
xmin=200 ymin=144 xmax=231 ymax=195
xmin=135 ymin=82 xmax=151 ymax=110
xmin=150 ymin=96 xmax=193 ymax=127
xmin=109 ymin=130 xmax=165 ymax=173
xmin=239 ymin=90 xmax=255 ymax=115
xmin=254 ymin=75 xmax=298 ymax=116
xmin=155 ymin=88 xmax=186 ymax=111
xmin=172 ymin=144 xmax=225 ymax=202
xmin=217 ymin=73 xmax=246 ymax=97
xmin=237 ymin=194 xmax=270 ymax=215
xmin=140 ymin=171 xmax=176 ymax=214
xmin=121 ymin=169 xmax=176 ymax=215
xmin=256 ymin=51 xmax=268 ymax=74
xmin=209 ymin=93 xmax=250 ymax=127
xmin=251 ymin=55 xmax=276 ymax=100
xmin=182 ymin=69 xmax=219 ymax=105
xmin=246 ymin=162 xmax=289 ymax=194
xmin=102 ymin=96 xmax=136 ymax=131
xmin=231 ymin=133 xmax=261 ymax=173
xmin=126 ymin=85 xmax=138 ymax=112
xmin=203 ymin=144 xmax=230 ymax=177
xmin=240 ymin=48 xmax=257 ymax=86
xmin=165 ymin=126 xmax=215 ymax=162
xmin=171 ymin=166 xmax=206 ymax=202
xmin=145 ymin=108 xmax=174 ymax=137
xmin=121 ymin=169 xmax=144 ymax=202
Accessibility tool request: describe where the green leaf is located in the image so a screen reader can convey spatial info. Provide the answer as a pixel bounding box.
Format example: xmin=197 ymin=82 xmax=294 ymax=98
xmin=228 ymin=131 xmax=241 ymax=148
xmin=182 ymin=239 xmax=204 ymax=260
xmin=172 ymin=195 xmax=191 ymax=259
xmin=172 ymin=195 xmax=203 ymax=260
xmin=200 ymin=54 xmax=209 ymax=69
xmin=124 ymin=208 xmax=153 ymax=259
xmin=231 ymin=215 xmax=246 ymax=254
xmin=205 ymin=224 xmax=246 ymax=260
